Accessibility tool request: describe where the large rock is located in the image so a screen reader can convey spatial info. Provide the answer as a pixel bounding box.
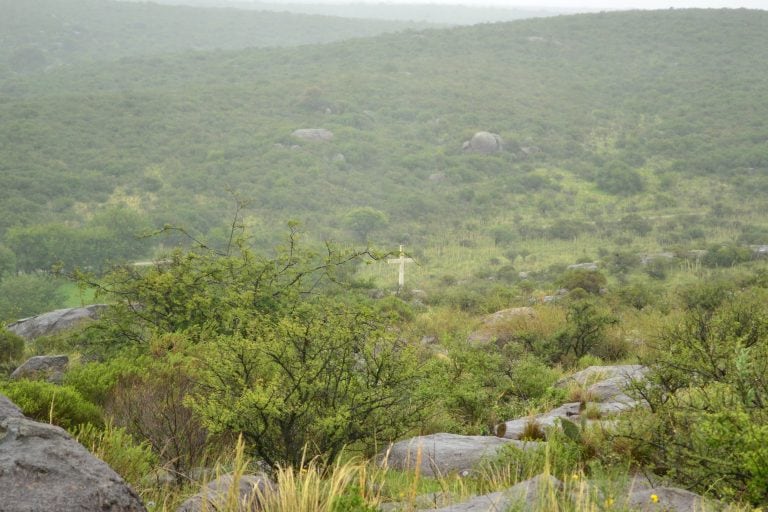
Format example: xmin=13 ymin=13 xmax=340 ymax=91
xmin=379 ymin=433 xmax=532 ymax=477
xmin=627 ymin=487 xmax=715 ymax=512
xmin=557 ymin=365 xmax=646 ymax=389
xmin=500 ymin=365 xmax=649 ymax=439
xmin=432 ymin=474 xmax=563 ymax=511
xmin=499 ymin=402 xmax=581 ymax=440
xmin=557 ymin=365 xmax=647 ymax=403
xmin=11 ymin=354 xmax=69 ymax=382
xmin=177 ymin=473 xmax=275 ymax=512
xmin=291 ymin=128 xmax=334 ymax=142
xmin=467 ymin=307 xmax=535 ymax=345
xmin=0 ymin=393 xmax=146 ymax=512
xmin=462 ymin=132 xmax=502 ymax=154
xmin=7 ymin=304 xmax=108 ymax=341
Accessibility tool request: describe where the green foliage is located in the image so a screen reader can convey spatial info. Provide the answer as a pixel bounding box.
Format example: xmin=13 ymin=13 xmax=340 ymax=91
xmin=556 ymin=270 xmax=607 ymax=295
xmin=0 ymin=380 xmax=102 ymax=430
xmin=343 ymin=207 xmax=389 ymax=242
xmin=553 ymin=299 xmax=617 ymax=364
xmin=0 ymin=273 xmax=65 ymax=322
xmin=5 ymin=208 xmax=151 ymax=273
xmin=624 ymin=284 xmax=768 ymax=505
xmin=330 ymin=488 xmax=379 ymax=512
xmin=0 ymin=244 xmax=16 ymax=279
xmin=105 ymin=353 xmax=213 ymax=476
xmin=0 ymin=0 xmax=428 ymax=74
xmin=488 ymin=428 xmax=585 ymax=480
xmin=701 ymin=243 xmax=753 ymax=268
xmin=95 ymin=231 xmax=425 ymax=467
xmin=1 ymin=8 xmax=767 ymax=281
xmin=190 ymin=300 xmax=427 ymax=467
xmin=0 ymin=328 xmax=25 ymax=364
xmin=594 ymin=162 xmax=645 ymax=196
xmin=64 ymin=354 xmax=147 ymax=405
xmin=74 ymin=422 xmax=157 ymax=489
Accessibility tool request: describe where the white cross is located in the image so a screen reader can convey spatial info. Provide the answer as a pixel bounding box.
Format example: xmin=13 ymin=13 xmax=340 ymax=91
xmin=387 ymin=244 xmax=414 ymax=290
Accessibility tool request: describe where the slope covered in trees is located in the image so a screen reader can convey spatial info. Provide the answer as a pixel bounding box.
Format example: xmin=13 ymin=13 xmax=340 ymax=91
xmin=0 ymin=0 xmax=431 ymax=75
xmin=1 ymin=7 xmax=767 ymax=305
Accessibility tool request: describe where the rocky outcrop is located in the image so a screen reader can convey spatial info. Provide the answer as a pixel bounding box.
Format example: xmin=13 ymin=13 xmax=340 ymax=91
xmin=462 ymin=132 xmax=502 ymax=154
xmin=378 ymin=433 xmax=535 ymax=477
xmin=567 ymin=262 xmax=598 ymax=271
xmin=177 ymin=473 xmax=275 ymax=512
xmin=7 ymin=304 xmax=108 ymax=341
xmin=467 ymin=307 xmax=535 ymax=345
xmin=432 ymin=474 xmax=563 ymax=512
xmin=291 ymin=128 xmax=334 ymax=142
xmin=10 ymin=354 xmax=69 ymax=382
xmin=627 ymin=487 xmax=716 ymax=512
xmin=499 ymin=365 xmax=648 ymax=440
xmin=0 ymin=392 xmax=146 ymax=512
xmin=557 ymin=364 xmax=647 ymax=403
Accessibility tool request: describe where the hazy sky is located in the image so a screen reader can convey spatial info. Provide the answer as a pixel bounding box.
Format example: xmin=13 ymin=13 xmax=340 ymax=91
xmin=267 ymin=0 xmax=768 ymax=9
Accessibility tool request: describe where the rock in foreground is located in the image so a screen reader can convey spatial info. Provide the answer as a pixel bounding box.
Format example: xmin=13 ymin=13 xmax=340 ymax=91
xmin=177 ymin=473 xmax=275 ymax=512
xmin=379 ymin=433 xmax=533 ymax=477
xmin=0 ymin=393 xmax=146 ymax=512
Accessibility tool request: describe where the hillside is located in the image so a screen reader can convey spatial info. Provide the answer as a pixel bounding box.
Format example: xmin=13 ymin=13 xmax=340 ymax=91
xmin=0 ymin=0 xmax=431 ymax=75
xmin=2 ymin=9 xmax=767 ymax=277
xmin=129 ymin=0 xmax=574 ymax=24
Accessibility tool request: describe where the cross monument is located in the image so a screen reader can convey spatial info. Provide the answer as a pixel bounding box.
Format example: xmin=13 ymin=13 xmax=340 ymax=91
xmin=387 ymin=244 xmax=414 ymax=290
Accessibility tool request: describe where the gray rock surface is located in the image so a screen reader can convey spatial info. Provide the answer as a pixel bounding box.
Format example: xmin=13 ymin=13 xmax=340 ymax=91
xmin=176 ymin=473 xmax=275 ymax=512
xmin=557 ymin=365 xmax=646 ymax=389
xmin=462 ymin=132 xmax=503 ymax=154
xmin=10 ymin=354 xmax=69 ymax=383
xmin=432 ymin=475 xmax=563 ymax=511
xmin=7 ymin=304 xmax=108 ymax=341
xmin=291 ymin=128 xmax=334 ymax=142
xmin=627 ymin=487 xmax=715 ymax=512
xmin=567 ymin=262 xmax=599 ymax=271
xmin=467 ymin=307 xmax=535 ymax=345
xmin=500 ymin=402 xmax=581 ymax=440
xmin=379 ymin=433 xmax=531 ymax=477
xmin=500 ymin=365 xmax=648 ymax=439
xmin=0 ymin=392 xmax=146 ymax=512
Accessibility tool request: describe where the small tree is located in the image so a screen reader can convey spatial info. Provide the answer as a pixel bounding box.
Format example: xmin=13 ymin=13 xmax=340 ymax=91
xmin=85 ymin=225 xmax=426 ymax=467
xmin=554 ymin=299 xmax=616 ymax=362
xmin=343 ymin=207 xmax=388 ymax=243
xmin=189 ymin=301 xmax=426 ymax=467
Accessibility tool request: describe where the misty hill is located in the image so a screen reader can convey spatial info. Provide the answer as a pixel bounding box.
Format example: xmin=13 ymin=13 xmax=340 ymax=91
xmin=1 ymin=9 xmax=767 ymax=271
xmin=0 ymin=0 xmax=431 ymax=75
xmin=127 ymin=0 xmax=576 ymax=25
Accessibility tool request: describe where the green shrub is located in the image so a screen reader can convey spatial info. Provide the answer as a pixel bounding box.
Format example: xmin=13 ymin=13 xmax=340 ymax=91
xmin=627 ymin=285 xmax=768 ymax=505
xmin=553 ymin=299 xmax=617 ymax=364
xmin=0 ymin=380 xmax=103 ymax=430
xmin=74 ymin=422 xmax=156 ymax=488
xmin=702 ymin=243 xmax=753 ymax=268
xmin=0 ymin=328 xmax=25 ymax=364
xmin=556 ymin=269 xmax=607 ymax=295
xmin=64 ymin=354 xmax=146 ymax=405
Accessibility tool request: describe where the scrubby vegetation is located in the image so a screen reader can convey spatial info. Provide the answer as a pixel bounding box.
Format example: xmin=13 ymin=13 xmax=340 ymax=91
xmin=2 ymin=2 xmax=768 ymax=510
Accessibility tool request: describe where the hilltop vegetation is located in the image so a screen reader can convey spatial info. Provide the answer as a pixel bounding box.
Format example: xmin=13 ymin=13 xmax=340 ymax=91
xmin=0 ymin=0 xmax=430 ymax=75
xmin=133 ymin=0 xmax=571 ymax=24
xmin=1 ymin=8 xmax=767 ymax=291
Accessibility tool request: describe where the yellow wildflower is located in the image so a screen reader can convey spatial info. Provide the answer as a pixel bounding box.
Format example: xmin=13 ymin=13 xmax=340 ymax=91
xmin=650 ymin=494 xmax=659 ymax=503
